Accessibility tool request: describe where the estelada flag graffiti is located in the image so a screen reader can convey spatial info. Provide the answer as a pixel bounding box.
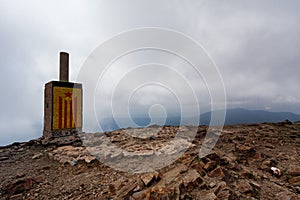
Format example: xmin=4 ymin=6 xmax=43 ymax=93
xmin=52 ymin=87 xmax=82 ymax=130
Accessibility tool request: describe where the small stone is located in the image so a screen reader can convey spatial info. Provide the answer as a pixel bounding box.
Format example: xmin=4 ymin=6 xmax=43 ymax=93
xmin=140 ymin=172 xmax=160 ymax=186
xmin=209 ymin=182 xmax=216 ymax=188
xmin=32 ymin=153 xmax=43 ymax=159
xmin=261 ymin=160 xmax=271 ymax=170
xmin=204 ymin=161 xmax=218 ymax=172
xmin=249 ymin=181 xmax=261 ymax=189
xmin=276 ymin=190 xmax=296 ymax=200
xmin=238 ymin=180 xmax=253 ymax=194
xmin=33 ymin=176 xmax=44 ymax=183
xmin=0 ymin=156 xmax=9 ymax=161
xmin=288 ymin=176 xmax=300 ymax=184
xmin=214 ymin=181 xmax=227 ymax=195
xmin=116 ymin=180 xmax=139 ymax=198
xmin=198 ymin=190 xmax=217 ymax=200
xmin=208 ymin=167 xmax=224 ymax=178
xmin=7 ymin=178 xmax=33 ymax=195
xmin=285 ymin=166 xmax=300 ymax=176
xmin=182 ymin=169 xmax=202 ymax=191
xmin=9 ymin=193 xmax=23 ymax=200
xmin=217 ymin=189 xmax=230 ymax=199
xmin=132 ymin=189 xmax=149 ymax=200
xmin=16 ymin=173 xmax=25 ymax=179
xmin=191 ymin=161 xmax=205 ymax=173
xmin=265 ymin=144 xmax=275 ymax=149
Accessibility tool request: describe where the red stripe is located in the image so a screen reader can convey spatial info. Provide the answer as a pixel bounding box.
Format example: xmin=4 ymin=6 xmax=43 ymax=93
xmin=64 ymin=100 xmax=67 ymax=128
xmin=58 ymin=97 xmax=62 ymax=129
xmin=69 ymin=99 xmax=73 ymax=128
xmin=74 ymin=97 xmax=77 ymax=127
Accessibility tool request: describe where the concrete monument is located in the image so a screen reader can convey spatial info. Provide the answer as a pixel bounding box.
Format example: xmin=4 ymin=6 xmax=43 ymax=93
xmin=43 ymin=52 xmax=82 ymax=139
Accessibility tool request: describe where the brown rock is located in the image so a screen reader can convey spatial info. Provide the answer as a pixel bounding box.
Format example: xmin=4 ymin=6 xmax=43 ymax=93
xmin=132 ymin=189 xmax=150 ymax=200
xmin=249 ymin=181 xmax=261 ymax=190
xmin=216 ymin=189 xmax=231 ymax=199
xmin=213 ymin=181 xmax=227 ymax=195
xmin=204 ymin=161 xmax=218 ymax=172
xmin=150 ymin=186 xmax=178 ymax=200
xmin=208 ymin=167 xmax=224 ymax=178
xmin=182 ymin=169 xmax=203 ymax=191
xmin=236 ymin=144 xmax=256 ymax=157
xmin=33 ymin=176 xmax=44 ymax=183
xmin=286 ymin=166 xmax=300 ymax=177
xmin=32 ymin=153 xmax=43 ymax=159
xmin=260 ymin=160 xmax=271 ymax=170
xmin=0 ymin=156 xmax=9 ymax=161
xmin=238 ymin=180 xmax=253 ymax=194
xmin=116 ymin=180 xmax=139 ymax=199
xmin=276 ymin=190 xmax=297 ymax=200
xmin=6 ymin=178 xmax=33 ymax=195
xmin=9 ymin=193 xmax=23 ymax=200
xmin=140 ymin=171 xmax=160 ymax=186
xmin=191 ymin=161 xmax=206 ymax=176
xmin=288 ymin=176 xmax=300 ymax=184
xmin=197 ymin=190 xmax=217 ymax=200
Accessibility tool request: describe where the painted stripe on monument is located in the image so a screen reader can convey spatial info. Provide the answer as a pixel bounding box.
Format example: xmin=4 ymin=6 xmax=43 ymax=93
xmin=58 ymin=96 xmax=62 ymax=129
xmin=74 ymin=96 xmax=78 ymax=127
xmin=69 ymin=99 xmax=73 ymax=128
xmin=64 ymin=100 xmax=67 ymax=128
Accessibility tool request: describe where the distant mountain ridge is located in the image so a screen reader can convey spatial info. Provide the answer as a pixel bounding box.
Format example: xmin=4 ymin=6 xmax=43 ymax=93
xmin=200 ymin=108 xmax=300 ymax=125
xmin=100 ymin=108 xmax=300 ymax=131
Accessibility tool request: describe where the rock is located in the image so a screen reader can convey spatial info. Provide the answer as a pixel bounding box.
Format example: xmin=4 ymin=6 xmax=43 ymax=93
xmin=50 ymin=146 xmax=96 ymax=165
xmin=115 ymin=179 xmax=143 ymax=199
xmin=249 ymin=181 xmax=261 ymax=190
xmin=238 ymin=180 xmax=253 ymax=194
xmin=148 ymin=166 xmax=201 ymax=198
xmin=288 ymin=176 xmax=300 ymax=184
xmin=191 ymin=161 xmax=205 ymax=174
xmin=0 ymin=156 xmax=9 ymax=161
xmin=276 ymin=190 xmax=297 ymax=200
xmin=204 ymin=161 xmax=218 ymax=172
xmin=9 ymin=193 xmax=23 ymax=200
xmin=140 ymin=171 xmax=160 ymax=186
xmin=205 ymin=152 xmax=221 ymax=162
xmin=265 ymin=144 xmax=275 ymax=149
xmin=6 ymin=178 xmax=33 ymax=195
xmin=208 ymin=167 xmax=225 ymax=178
xmin=197 ymin=190 xmax=217 ymax=200
xmin=209 ymin=182 xmax=216 ymax=188
xmin=214 ymin=181 xmax=230 ymax=199
xmin=1 ymin=123 xmax=300 ymax=199
xmin=286 ymin=166 xmax=300 ymax=176
xmin=15 ymin=173 xmax=25 ymax=179
xmin=182 ymin=169 xmax=203 ymax=190
xmin=132 ymin=189 xmax=149 ymax=200
xmin=213 ymin=181 xmax=227 ymax=195
xmin=160 ymin=164 xmax=187 ymax=185
xmin=32 ymin=153 xmax=43 ymax=159
xmin=236 ymin=144 xmax=257 ymax=158
xmin=260 ymin=160 xmax=271 ymax=170
xmin=216 ymin=189 xmax=230 ymax=199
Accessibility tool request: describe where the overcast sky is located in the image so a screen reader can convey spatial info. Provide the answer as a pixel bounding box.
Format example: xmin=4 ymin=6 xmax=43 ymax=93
xmin=0 ymin=0 xmax=300 ymax=145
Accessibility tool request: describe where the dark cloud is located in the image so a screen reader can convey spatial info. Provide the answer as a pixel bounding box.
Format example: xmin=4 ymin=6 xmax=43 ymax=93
xmin=0 ymin=0 xmax=299 ymax=145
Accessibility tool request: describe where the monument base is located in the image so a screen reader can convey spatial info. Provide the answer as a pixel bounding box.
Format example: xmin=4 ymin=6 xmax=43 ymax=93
xmin=42 ymin=129 xmax=82 ymax=146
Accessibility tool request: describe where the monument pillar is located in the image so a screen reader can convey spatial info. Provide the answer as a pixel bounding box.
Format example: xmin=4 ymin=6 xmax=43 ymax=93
xmin=43 ymin=52 xmax=83 ymax=141
xmin=59 ymin=52 xmax=69 ymax=82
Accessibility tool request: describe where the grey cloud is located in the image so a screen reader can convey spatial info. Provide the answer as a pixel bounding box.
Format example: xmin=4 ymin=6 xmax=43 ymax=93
xmin=0 ymin=0 xmax=299 ymax=145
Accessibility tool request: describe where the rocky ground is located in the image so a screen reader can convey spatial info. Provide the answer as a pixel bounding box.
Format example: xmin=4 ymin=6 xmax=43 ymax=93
xmin=0 ymin=121 xmax=300 ymax=199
